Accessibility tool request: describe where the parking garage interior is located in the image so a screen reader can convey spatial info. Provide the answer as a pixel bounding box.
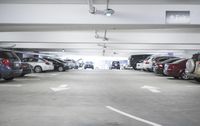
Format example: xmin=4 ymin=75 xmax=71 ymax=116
xmin=0 ymin=0 xmax=200 ymax=126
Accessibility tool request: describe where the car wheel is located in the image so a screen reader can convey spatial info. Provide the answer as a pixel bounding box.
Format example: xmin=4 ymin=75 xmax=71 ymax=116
xmin=194 ymin=78 xmax=200 ymax=82
xmin=34 ymin=66 xmax=42 ymax=73
xmin=3 ymin=77 xmax=14 ymax=81
xmin=58 ymin=66 xmax=64 ymax=72
xmin=181 ymin=72 xmax=189 ymax=80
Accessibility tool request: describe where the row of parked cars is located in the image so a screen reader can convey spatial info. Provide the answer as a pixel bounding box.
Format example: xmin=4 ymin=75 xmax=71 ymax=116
xmin=129 ymin=53 xmax=200 ymax=82
xmin=0 ymin=50 xmax=81 ymax=81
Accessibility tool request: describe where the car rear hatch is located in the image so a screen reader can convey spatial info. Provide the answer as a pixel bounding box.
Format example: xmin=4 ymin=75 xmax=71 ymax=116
xmin=1 ymin=51 xmax=21 ymax=70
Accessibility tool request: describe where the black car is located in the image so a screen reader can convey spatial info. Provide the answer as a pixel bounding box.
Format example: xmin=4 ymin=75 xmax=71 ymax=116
xmin=129 ymin=54 xmax=151 ymax=70
xmin=20 ymin=62 xmax=33 ymax=77
xmin=44 ymin=58 xmax=69 ymax=72
xmin=84 ymin=61 xmax=94 ymax=69
xmin=111 ymin=61 xmax=120 ymax=69
xmin=0 ymin=50 xmax=22 ymax=80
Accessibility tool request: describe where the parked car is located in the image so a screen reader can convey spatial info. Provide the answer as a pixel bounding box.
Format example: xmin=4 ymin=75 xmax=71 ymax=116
xmin=110 ymin=61 xmax=120 ymax=69
xmin=44 ymin=58 xmax=69 ymax=72
xmin=164 ymin=59 xmax=189 ymax=79
xmin=64 ymin=59 xmax=78 ymax=69
xmin=136 ymin=60 xmax=144 ymax=70
xmin=22 ymin=57 xmax=54 ymax=73
xmin=0 ymin=50 xmax=22 ymax=80
xmin=56 ymin=58 xmax=70 ymax=69
xmin=129 ymin=54 xmax=151 ymax=70
xmin=84 ymin=61 xmax=94 ymax=69
xmin=186 ymin=53 xmax=200 ymax=82
xmin=20 ymin=62 xmax=33 ymax=77
xmin=154 ymin=58 xmax=180 ymax=75
xmin=143 ymin=55 xmax=176 ymax=72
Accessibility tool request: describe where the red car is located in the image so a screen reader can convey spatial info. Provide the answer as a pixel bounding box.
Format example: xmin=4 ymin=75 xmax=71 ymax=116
xmin=165 ymin=59 xmax=189 ymax=79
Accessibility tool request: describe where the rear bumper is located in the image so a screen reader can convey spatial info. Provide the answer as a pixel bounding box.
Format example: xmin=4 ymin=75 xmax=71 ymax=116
xmin=22 ymin=69 xmax=32 ymax=75
xmin=64 ymin=66 xmax=69 ymax=70
xmin=167 ymin=70 xmax=180 ymax=77
xmin=1 ymin=69 xmax=22 ymax=78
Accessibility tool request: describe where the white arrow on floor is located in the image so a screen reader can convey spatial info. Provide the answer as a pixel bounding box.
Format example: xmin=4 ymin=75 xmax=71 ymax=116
xmin=50 ymin=85 xmax=70 ymax=92
xmin=141 ymin=85 xmax=161 ymax=93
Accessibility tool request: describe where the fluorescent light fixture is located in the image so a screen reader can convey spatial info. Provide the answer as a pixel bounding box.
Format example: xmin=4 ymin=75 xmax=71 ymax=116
xmin=104 ymin=9 xmax=115 ymax=16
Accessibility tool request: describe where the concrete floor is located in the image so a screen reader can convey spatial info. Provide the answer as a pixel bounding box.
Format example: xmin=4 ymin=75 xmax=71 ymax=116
xmin=0 ymin=70 xmax=200 ymax=126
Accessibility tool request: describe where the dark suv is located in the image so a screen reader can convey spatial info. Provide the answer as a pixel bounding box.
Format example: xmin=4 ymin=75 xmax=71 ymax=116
xmin=84 ymin=61 xmax=94 ymax=69
xmin=111 ymin=61 xmax=120 ymax=69
xmin=0 ymin=50 xmax=22 ymax=80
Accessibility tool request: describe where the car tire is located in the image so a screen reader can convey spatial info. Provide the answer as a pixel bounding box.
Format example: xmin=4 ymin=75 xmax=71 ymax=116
xmin=3 ymin=77 xmax=14 ymax=81
xmin=58 ymin=66 xmax=64 ymax=72
xmin=186 ymin=59 xmax=195 ymax=73
xmin=34 ymin=66 xmax=42 ymax=73
xmin=194 ymin=78 xmax=200 ymax=82
xmin=181 ymin=72 xmax=189 ymax=80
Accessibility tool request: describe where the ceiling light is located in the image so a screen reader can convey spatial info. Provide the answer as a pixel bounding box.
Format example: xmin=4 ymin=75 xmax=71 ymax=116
xmin=104 ymin=9 xmax=114 ymax=16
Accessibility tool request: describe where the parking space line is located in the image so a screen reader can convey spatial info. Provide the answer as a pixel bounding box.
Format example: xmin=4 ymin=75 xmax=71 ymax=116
xmin=15 ymin=78 xmax=41 ymax=81
xmin=50 ymin=84 xmax=70 ymax=92
xmin=0 ymin=84 xmax=22 ymax=87
xmin=106 ymin=106 xmax=162 ymax=126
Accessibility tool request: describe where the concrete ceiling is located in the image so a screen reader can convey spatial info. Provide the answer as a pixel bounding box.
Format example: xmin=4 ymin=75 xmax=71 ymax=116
xmin=0 ymin=2 xmax=200 ymax=57
xmin=0 ymin=0 xmax=200 ymax=4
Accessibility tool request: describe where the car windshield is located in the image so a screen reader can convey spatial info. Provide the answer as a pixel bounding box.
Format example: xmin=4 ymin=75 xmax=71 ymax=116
xmin=86 ymin=62 xmax=93 ymax=64
xmin=160 ymin=58 xmax=179 ymax=64
xmin=113 ymin=61 xmax=119 ymax=64
xmin=57 ymin=59 xmax=65 ymax=63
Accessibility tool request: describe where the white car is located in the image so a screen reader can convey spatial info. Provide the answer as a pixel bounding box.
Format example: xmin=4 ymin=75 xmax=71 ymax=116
xmin=143 ymin=56 xmax=154 ymax=71
xmin=136 ymin=60 xmax=144 ymax=70
xmin=22 ymin=57 xmax=54 ymax=73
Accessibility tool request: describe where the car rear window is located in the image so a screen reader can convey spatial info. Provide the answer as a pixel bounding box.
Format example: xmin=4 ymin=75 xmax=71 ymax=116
xmin=0 ymin=51 xmax=19 ymax=61
xmin=172 ymin=59 xmax=187 ymax=64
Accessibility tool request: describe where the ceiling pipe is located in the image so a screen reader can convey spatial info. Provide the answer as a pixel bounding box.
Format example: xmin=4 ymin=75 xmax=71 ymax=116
xmin=88 ymin=0 xmax=96 ymax=14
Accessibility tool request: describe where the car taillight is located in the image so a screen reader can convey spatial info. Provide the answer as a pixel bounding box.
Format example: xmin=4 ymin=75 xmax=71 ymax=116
xmin=144 ymin=61 xmax=149 ymax=64
xmin=2 ymin=59 xmax=11 ymax=67
xmin=45 ymin=62 xmax=50 ymax=65
xmin=159 ymin=64 xmax=163 ymax=68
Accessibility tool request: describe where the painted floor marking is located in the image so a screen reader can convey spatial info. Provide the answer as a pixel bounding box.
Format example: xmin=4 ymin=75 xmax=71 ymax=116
xmin=141 ymin=85 xmax=161 ymax=93
xmin=106 ymin=106 xmax=162 ymax=126
xmin=0 ymin=84 xmax=22 ymax=87
xmin=50 ymin=84 xmax=70 ymax=92
xmin=15 ymin=78 xmax=41 ymax=81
